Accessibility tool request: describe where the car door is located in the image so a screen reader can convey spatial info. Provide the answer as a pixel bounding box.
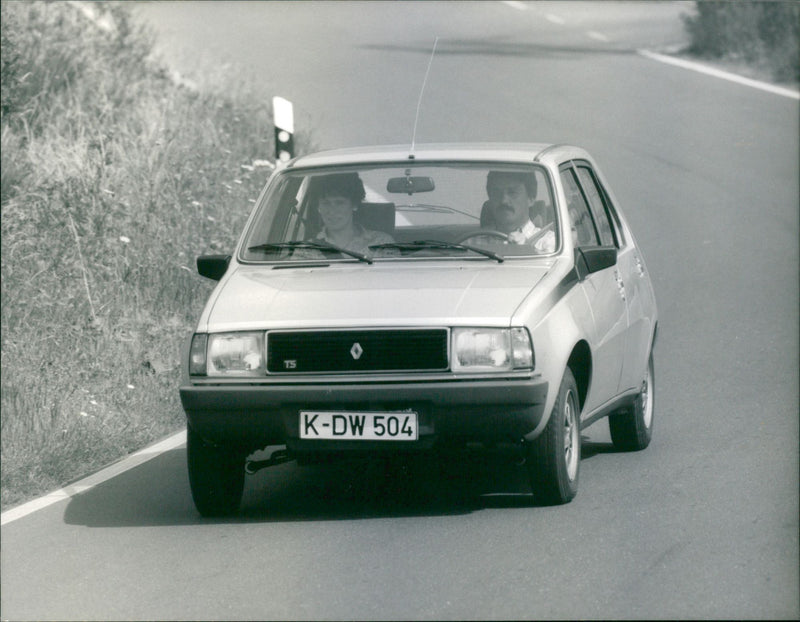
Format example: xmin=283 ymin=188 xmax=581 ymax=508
xmin=575 ymin=163 xmax=654 ymax=394
xmin=560 ymin=163 xmax=627 ymax=416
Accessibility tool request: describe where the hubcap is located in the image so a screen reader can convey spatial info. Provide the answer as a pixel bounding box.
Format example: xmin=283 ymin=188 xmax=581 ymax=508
xmin=564 ymin=390 xmax=579 ymax=481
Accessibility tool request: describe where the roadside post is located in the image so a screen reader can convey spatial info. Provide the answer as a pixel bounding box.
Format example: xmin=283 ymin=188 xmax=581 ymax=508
xmin=273 ymin=96 xmax=294 ymax=163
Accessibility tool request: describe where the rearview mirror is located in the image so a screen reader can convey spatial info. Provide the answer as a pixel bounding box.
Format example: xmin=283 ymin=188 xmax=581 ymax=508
xmin=386 ymin=176 xmax=435 ymax=194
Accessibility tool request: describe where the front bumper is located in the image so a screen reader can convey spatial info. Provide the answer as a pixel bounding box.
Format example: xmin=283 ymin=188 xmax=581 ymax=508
xmin=180 ymin=376 xmax=549 ymax=454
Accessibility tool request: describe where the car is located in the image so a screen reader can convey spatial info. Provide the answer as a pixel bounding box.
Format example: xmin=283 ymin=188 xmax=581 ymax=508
xmin=179 ymin=143 xmax=658 ymax=516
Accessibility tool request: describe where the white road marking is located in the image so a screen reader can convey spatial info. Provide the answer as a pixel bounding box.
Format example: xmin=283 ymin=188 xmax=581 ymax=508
xmin=1 ymin=429 xmax=186 ymax=526
xmin=501 ymin=0 xmax=528 ymax=10
xmin=545 ymin=13 xmax=566 ymax=25
xmin=587 ymin=30 xmax=610 ymax=43
xmin=638 ymin=49 xmax=800 ymax=100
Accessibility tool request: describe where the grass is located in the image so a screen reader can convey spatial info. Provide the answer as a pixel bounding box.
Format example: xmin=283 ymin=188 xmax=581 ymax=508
xmin=681 ymin=1 xmax=799 ymax=84
xmin=0 ymin=0 xmax=311 ymax=509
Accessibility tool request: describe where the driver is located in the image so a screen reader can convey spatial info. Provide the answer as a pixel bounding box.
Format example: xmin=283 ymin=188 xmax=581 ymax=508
xmin=484 ymin=171 xmax=555 ymax=252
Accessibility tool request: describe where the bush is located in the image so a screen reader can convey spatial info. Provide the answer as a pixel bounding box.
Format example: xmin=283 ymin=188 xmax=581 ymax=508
xmin=0 ymin=0 xmax=309 ymax=508
xmin=682 ymin=1 xmax=800 ymax=82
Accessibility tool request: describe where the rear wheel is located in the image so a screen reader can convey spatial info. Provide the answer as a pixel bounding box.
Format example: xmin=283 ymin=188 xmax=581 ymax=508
xmin=526 ymin=368 xmax=581 ymax=505
xmin=187 ymin=427 xmax=246 ymax=517
xmin=609 ymin=352 xmax=654 ymax=451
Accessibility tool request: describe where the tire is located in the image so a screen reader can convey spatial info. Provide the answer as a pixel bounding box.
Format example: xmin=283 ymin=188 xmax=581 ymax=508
xmin=526 ymin=368 xmax=581 ymax=505
xmin=609 ymin=352 xmax=654 ymax=451
xmin=187 ymin=426 xmax=246 ymax=517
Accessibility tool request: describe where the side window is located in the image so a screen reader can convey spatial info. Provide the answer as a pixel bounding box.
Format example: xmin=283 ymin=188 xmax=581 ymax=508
xmin=560 ymin=168 xmax=599 ymax=247
xmin=577 ymin=166 xmax=616 ymax=247
xmin=244 ymin=175 xmax=302 ymax=247
xmin=276 ymin=176 xmax=308 ymax=241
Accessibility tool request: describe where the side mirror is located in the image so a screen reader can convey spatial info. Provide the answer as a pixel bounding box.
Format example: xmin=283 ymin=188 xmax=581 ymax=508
xmin=197 ymin=254 xmax=231 ymax=281
xmin=575 ymin=246 xmax=616 ymax=278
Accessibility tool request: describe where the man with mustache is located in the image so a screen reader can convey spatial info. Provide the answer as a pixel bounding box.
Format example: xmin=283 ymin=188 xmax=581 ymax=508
xmin=484 ymin=170 xmax=555 ymax=252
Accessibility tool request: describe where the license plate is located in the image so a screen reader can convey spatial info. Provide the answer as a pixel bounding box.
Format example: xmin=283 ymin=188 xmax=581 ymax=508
xmin=299 ymin=411 xmax=418 ymax=441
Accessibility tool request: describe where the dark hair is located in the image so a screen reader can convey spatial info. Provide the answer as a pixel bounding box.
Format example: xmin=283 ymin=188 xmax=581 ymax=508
xmin=316 ymin=173 xmax=365 ymax=205
xmin=486 ymin=170 xmax=537 ymax=198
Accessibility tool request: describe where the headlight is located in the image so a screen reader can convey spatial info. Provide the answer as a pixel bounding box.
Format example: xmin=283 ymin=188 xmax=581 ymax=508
xmin=451 ymin=327 xmax=533 ymax=372
xmin=190 ymin=332 xmax=265 ymax=377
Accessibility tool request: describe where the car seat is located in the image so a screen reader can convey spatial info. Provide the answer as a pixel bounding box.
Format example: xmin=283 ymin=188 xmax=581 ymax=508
xmin=480 ymin=200 xmax=548 ymax=229
xmin=355 ymin=202 xmax=396 ymax=237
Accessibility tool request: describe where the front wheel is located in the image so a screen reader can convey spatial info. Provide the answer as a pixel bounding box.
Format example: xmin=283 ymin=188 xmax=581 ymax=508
xmin=526 ymin=368 xmax=581 ymax=505
xmin=609 ymin=352 xmax=654 ymax=451
xmin=187 ymin=427 xmax=246 ymax=517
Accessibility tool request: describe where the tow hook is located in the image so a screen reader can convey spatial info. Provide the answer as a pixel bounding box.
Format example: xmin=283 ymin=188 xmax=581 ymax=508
xmin=245 ymin=448 xmax=292 ymax=474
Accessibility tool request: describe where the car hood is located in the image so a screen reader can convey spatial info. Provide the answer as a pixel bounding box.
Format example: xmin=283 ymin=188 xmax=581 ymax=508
xmin=200 ymin=262 xmax=553 ymax=332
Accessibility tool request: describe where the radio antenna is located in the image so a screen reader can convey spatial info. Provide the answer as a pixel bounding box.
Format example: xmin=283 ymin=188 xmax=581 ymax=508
xmin=410 ymin=37 xmax=439 ymax=154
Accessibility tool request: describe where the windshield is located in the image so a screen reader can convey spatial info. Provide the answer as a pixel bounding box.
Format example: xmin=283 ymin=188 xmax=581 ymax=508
xmin=240 ymin=162 xmax=559 ymax=263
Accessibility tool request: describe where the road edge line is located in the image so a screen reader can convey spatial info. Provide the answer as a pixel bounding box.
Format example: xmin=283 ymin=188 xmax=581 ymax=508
xmin=1 ymin=429 xmax=187 ymax=526
xmin=638 ymin=49 xmax=800 ymax=100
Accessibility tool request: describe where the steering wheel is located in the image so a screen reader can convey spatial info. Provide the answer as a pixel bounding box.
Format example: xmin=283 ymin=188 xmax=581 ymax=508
xmin=453 ymin=229 xmax=509 ymax=244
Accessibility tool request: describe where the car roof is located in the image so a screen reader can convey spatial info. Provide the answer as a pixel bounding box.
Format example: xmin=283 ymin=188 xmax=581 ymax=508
xmin=286 ymin=143 xmax=589 ymax=169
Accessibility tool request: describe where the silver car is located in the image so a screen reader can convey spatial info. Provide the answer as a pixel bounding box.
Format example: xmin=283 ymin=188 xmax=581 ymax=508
xmin=180 ymin=143 xmax=658 ymax=516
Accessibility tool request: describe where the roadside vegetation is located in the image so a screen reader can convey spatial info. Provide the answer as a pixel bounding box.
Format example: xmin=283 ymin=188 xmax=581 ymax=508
xmin=681 ymin=1 xmax=799 ymax=83
xmin=0 ymin=0 xmax=310 ymax=509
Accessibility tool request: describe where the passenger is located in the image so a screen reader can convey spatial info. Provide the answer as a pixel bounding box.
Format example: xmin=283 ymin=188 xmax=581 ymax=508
xmin=484 ymin=171 xmax=555 ymax=252
xmin=310 ymin=173 xmax=394 ymax=255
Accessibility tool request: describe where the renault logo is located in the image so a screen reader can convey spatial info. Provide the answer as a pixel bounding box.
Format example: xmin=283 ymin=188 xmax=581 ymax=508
xmin=350 ymin=342 xmax=363 ymax=360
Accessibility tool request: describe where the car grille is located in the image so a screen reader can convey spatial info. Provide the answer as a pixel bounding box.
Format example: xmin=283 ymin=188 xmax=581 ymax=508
xmin=267 ymin=329 xmax=449 ymax=374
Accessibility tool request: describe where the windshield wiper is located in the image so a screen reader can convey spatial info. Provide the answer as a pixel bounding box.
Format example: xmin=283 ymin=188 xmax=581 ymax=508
xmin=369 ymin=240 xmax=504 ymax=263
xmin=246 ymin=241 xmax=373 ymax=264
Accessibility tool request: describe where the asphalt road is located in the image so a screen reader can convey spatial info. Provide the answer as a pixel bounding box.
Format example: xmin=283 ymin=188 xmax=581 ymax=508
xmin=2 ymin=2 xmax=798 ymax=620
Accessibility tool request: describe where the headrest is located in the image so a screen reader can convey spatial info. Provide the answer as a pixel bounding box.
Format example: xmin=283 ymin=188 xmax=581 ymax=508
xmin=480 ymin=200 xmax=547 ymax=229
xmin=355 ymin=202 xmax=396 ymax=236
